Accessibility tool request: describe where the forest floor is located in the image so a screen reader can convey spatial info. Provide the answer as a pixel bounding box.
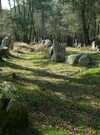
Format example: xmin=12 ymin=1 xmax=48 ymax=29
xmin=0 ymin=45 xmax=100 ymax=135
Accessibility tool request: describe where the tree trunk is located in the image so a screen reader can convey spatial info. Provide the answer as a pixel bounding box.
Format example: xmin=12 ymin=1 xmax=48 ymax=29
xmin=41 ymin=9 xmax=45 ymax=38
xmin=81 ymin=8 xmax=90 ymax=45
xmin=0 ymin=0 xmax=2 ymax=13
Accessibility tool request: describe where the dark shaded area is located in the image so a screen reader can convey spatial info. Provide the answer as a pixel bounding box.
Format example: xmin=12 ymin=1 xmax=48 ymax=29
xmin=8 ymin=53 xmax=25 ymax=60
xmin=0 ymin=60 xmax=68 ymax=80
xmin=14 ymin=81 xmax=100 ymax=130
xmin=0 ymin=128 xmax=42 ymax=135
xmin=0 ymin=58 xmax=100 ymax=131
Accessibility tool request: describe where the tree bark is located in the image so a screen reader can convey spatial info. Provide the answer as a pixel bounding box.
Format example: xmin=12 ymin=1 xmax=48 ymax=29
xmin=41 ymin=9 xmax=45 ymax=38
xmin=0 ymin=0 xmax=2 ymax=13
xmin=81 ymin=3 xmax=90 ymax=45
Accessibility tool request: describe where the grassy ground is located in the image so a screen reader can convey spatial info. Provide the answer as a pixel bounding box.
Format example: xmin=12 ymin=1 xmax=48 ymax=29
xmin=0 ymin=47 xmax=100 ymax=135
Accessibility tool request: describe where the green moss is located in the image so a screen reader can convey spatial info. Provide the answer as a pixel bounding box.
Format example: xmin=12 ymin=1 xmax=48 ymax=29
xmin=0 ymin=48 xmax=100 ymax=134
xmin=44 ymin=129 xmax=68 ymax=135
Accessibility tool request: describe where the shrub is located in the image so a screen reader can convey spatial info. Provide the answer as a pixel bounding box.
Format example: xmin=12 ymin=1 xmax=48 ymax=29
xmin=6 ymin=99 xmax=29 ymax=129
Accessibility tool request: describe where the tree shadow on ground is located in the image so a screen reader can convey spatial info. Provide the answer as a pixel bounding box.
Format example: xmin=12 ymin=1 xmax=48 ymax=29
xmin=8 ymin=53 xmax=25 ymax=60
xmin=1 ymin=60 xmax=100 ymax=97
xmin=0 ymin=60 xmax=68 ymax=80
xmin=69 ymin=73 xmax=100 ymax=86
xmin=1 ymin=59 xmax=100 ymax=131
xmin=9 ymin=72 xmax=100 ymax=131
xmin=13 ymin=79 xmax=100 ymax=131
xmin=0 ymin=127 xmax=42 ymax=135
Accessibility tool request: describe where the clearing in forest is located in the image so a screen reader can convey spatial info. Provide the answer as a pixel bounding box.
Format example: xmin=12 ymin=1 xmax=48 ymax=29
xmin=0 ymin=47 xmax=100 ymax=135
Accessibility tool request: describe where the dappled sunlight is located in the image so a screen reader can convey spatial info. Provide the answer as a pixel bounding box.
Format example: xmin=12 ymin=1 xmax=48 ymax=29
xmin=0 ymin=48 xmax=100 ymax=134
xmin=0 ymin=0 xmax=100 ymax=133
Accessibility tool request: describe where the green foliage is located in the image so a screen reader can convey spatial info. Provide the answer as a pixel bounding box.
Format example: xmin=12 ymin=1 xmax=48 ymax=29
xmin=0 ymin=107 xmax=7 ymax=127
xmin=0 ymin=82 xmax=29 ymax=130
xmin=8 ymin=0 xmax=53 ymax=42
xmin=0 ymin=42 xmax=100 ymax=134
xmin=72 ymin=0 xmax=100 ymax=44
xmin=0 ymin=98 xmax=29 ymax=130
xmin=44 ymin=129 xmax=68 ymax=135
xmin=6 ymin=99 xmax=29 ymax=129
xmin=0 ymin=10 xmax=13 ymax=36
xmin=6 ymin=0 xmax=100 ymax=43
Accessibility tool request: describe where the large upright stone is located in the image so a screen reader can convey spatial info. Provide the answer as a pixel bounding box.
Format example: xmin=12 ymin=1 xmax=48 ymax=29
xmin=0 ymin=36 xmax=9 ymax=58
xmin=0 ymin=36 xmax=9 ymax=49
xmin=0 ymin=34 xmax=14 ymax=50
xmin=0 ymin=34 xmax=14 ymax=59
xmin=49 ymin=41 xmax=65 ymax=62
xmin=91 ymin=41 xmax=96 ymax=51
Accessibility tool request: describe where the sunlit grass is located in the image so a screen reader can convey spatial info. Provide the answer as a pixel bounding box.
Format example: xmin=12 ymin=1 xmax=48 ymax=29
xmin=0 ymin=48 xmax=100 ymax=134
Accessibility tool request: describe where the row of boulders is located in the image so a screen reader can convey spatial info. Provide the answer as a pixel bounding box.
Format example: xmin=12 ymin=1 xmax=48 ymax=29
xmin=67 ymin=54 xmax=93 ymax=66
xmin=48 ymin=40 xmax=93 ymax=67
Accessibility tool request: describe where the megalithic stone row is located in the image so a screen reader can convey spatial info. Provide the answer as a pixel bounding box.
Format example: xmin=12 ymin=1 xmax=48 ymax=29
xmin=49 ymin=40 xmax=65 ymax=62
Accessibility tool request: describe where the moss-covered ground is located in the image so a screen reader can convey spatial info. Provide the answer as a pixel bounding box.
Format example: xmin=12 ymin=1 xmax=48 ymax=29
xmin=0 ymin=47 xmax=100 ymax=135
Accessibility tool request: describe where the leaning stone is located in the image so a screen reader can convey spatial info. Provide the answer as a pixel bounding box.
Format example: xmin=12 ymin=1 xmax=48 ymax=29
xmin=78 ymin=54 xmax=91 ymax=66
xmin=67 ymin=54 xmax=82 ymax=65
xmin=49 ymin=46 xmax=53 ymax=58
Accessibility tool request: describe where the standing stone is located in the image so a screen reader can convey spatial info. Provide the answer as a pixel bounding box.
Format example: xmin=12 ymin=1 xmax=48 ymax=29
xmin=49 ymin=41 xmax=65 ymax=62
xmin=91 ymin=41 xmax=96 ymax=50
xmin=74 ymin=39 xmax=78 ymax=48
xmin=77 ymin=43 xmax=82 ymax=48
xmin=44 ymin=39 xmax=52 ymax=47
xmin=0 ymin=36 xmax=9 ymax=58
xmin=0 ymin=34 xmax=14 ymax=52
xmin=0 ymin=36 xmax=9 ymax=49
xmin=49 ymin=45 xmax=53 ymax=58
